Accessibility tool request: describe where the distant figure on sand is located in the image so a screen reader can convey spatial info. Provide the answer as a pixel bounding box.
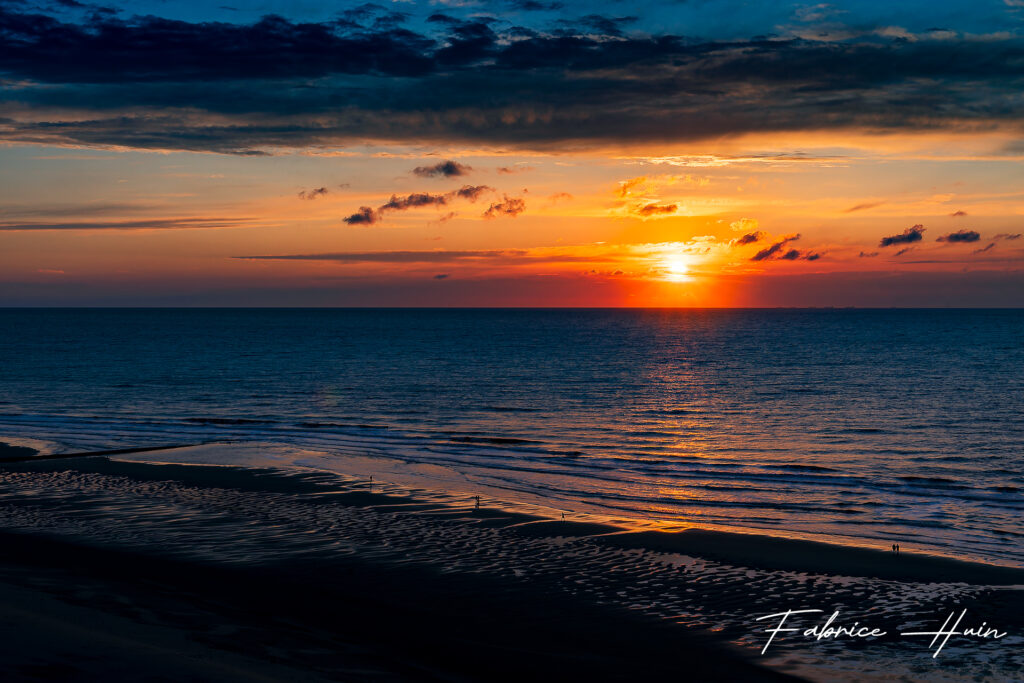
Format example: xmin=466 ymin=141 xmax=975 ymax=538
xmin=891 ymin=544 xmax=896 ymax=553
xmin=474 ymin=495 xmax=481 ymax=510
xmin=896 ymin=543 xmax=900 ymax=554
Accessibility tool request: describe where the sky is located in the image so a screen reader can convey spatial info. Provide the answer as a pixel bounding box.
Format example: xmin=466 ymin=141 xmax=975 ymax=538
xmin=1 ymin=0 xmax=1023 ymax=306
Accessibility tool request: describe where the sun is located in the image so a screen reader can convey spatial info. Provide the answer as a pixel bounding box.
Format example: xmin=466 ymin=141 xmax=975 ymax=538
xmin=662 ymin=255 xmax=692 ymax=282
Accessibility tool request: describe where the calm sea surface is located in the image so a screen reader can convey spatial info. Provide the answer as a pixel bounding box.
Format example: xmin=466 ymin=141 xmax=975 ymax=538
xmin=0 ymin=309 xmax=1021 ymax=566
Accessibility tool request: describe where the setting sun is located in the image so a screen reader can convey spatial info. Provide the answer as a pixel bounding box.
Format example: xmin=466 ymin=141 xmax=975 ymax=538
xmin=662 ymin=255 xmax=692 ymax=282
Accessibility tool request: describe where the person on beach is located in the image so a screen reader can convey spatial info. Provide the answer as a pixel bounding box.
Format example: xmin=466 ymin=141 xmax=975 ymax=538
xmin=474 ymin=495 xmax=481 ymax=510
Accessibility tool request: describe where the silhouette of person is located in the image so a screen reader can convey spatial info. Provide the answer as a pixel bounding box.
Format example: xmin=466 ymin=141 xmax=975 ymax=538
xmin=896 ymin=544 xmax=900 ymax=554
xmin=891 ymin=544 xmax=896 ymax=553
xmin=474 ymin=495 xmax=481 ymax=510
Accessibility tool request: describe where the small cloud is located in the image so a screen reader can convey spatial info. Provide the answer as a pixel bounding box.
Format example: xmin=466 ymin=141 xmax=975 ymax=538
xmin=894 ymin=246 xmax=915 ymax=256
xmin=843 ymin=201 xmax=885 ymax=213
xmin=995 ymin=232 xmax=1022 ymax=240
xmin=805 ymin=252 xmax=822 ymax=261
xmin=937 ymin=229 xmax=981 ymax=243
xmin=497 ymin=165 xmax=533 ymax=174
xmin=879 ymin=224 xmax=925 ymax=247
xmin=635 ymin=202 xmax=677 ymax=217
xmin=730 ymin=217 xmax=759 ymax=232
xmin=451 ymin=184 xmax=492 ymax=201
xmin=732 ymin=231 xmax=765 ymax=245
xmin=342 ymin=206 xmax=379 ymax=225
xmin=382 ymin=192 xmax=448 ymax=211
xmin=412 ymin=160 xmax=472 ymax=178
xmin=547 ymin=192 xmax=573 ymax=204
xmin=483 ymin=195 xmax=525 ymax=219
xmin=298 ymin=187 xmax=328 ymax=200
xmin=37 ymin=268 xmax=65 ymax=274
xmin=973 ymin=243 xmax=995 ymax=254
xmin=949 ymin=210 xmax=968 ymax=217
xmin=433 ymin=273 xmax=450 ymax=279
xmin=858 ymin=251 xmax=879 ymax=258
xmin=618 ymin=176 xmax=647 ymax=198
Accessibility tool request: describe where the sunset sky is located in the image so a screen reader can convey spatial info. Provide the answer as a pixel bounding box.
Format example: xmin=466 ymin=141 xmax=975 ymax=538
xmin=1 ymin=0 xmax=1022 ymax=306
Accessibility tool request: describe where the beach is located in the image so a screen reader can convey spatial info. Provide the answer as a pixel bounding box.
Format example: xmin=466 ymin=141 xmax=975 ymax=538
xmin=1 ymin=444 xmax=1020 ymax=682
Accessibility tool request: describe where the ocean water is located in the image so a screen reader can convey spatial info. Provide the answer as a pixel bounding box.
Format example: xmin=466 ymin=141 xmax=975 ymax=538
xmin=0 ymin=308 xmax=1021 ymax=566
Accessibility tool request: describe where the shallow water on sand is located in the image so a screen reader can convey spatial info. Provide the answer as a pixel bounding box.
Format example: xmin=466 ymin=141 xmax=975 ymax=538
xmin=0 ymin=308 xmax=1022 ymax=566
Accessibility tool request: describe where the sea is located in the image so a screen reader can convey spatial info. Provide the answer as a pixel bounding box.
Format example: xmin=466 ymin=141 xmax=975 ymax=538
xmin=0 ymin=308 xmax=1021 ymax=567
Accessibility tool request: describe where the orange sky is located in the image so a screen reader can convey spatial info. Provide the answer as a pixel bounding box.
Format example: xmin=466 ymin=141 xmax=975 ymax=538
xmin=1 ymin=130 xmax=1023 ymax=306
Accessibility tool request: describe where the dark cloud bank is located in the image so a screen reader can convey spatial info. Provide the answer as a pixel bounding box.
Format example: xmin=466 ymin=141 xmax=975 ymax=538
xmin=2 ymin=6 xmax=1024 ymax=153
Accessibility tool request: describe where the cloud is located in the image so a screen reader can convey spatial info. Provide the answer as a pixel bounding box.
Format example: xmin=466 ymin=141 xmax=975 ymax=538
xmin=558 ymin=14 xmax=638 ymax=38
xmin=995 ymin=233 xmax=1022 ymax=240
xmin=949 ymin=210 xmax=968 ymax=217
xmin=780 ymin=249 xmax=802 ymax=260
xmin=483 ymin=195 xmax=526 ymax=219
xmin=342 ymin=206 xmax=380 ymax=225
xmin=450 ymin=184 xmax=492 ymax=201
xmin=894 ymin=246 xmax=915 ymax=256
xmin=497 ymin=166 xmax=533 ymax=174
xmin=343 ymin=184 xmax=494 ymax=225
xmin=235 ymin=250 xmax=524 ymax=263
xmin=433 ymin=273 xmax=450 ymax=279
xmin=937 ymin=229 xmax=981 ymax=243
xmin=879 ymin=225 xmax=925 ymax=247
xmin=382 ymin=192 xmax=449 ymax=211
xmin=634 ymin=203 xmax=676 ymax=217
xmin=547 ymin=192 xmax=573 ymax=203
xmin=730 ymin=218 xmax=759 ymax=232
xmin=5 ymin=7 xmax=1024 ymax=152
xmin=298 ymin=187 xmax=328 ymax=200
xmin=733 ymin=231 xmax=766 ymax=245
xmin=858 ymin=251 xmax=879 ymax=258
xmin=805 ymin=252 xmax=822 ymax=261
xmin=751 ymin=234 xmax=800 ymax=261
xmin=0 ymin=217 xmax=254 ymax=230
xmin=232 ymin=248 xmax=618 ymax=265
xmin=507 ymin=0 xmax=564 ymax=10
xmin=412 ymin=160 xmax=472 ymax=178
xmin=843 ymin=201 xmax=885 ymax=213
xmin=973 ymin=243 xmax=995 ymax=254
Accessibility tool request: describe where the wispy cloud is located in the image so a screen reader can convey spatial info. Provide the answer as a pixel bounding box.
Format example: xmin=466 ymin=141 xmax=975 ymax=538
xmin=343 ymin=185 xmax=494 ymax=225
xmin=843 ymin=201 xmax=885 ymax=213
xmin=298 ymin=187 xmax=328 ymax=200
xmin=751 ymin=234 xmax=801 ymax=261
xmin=0 ymin=217 xmax=255 ymax=231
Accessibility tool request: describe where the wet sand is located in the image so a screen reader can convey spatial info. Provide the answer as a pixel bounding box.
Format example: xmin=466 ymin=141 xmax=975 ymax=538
xmin=0 ymin=445 xmax=1021 ymax=681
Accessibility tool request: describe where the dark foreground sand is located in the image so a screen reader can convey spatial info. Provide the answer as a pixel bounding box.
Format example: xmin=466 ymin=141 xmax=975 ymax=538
xmin=1 ymin=445 xmax=1021 ymax=681
xmin=0 ymin=532 xmax=794 ymax=682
